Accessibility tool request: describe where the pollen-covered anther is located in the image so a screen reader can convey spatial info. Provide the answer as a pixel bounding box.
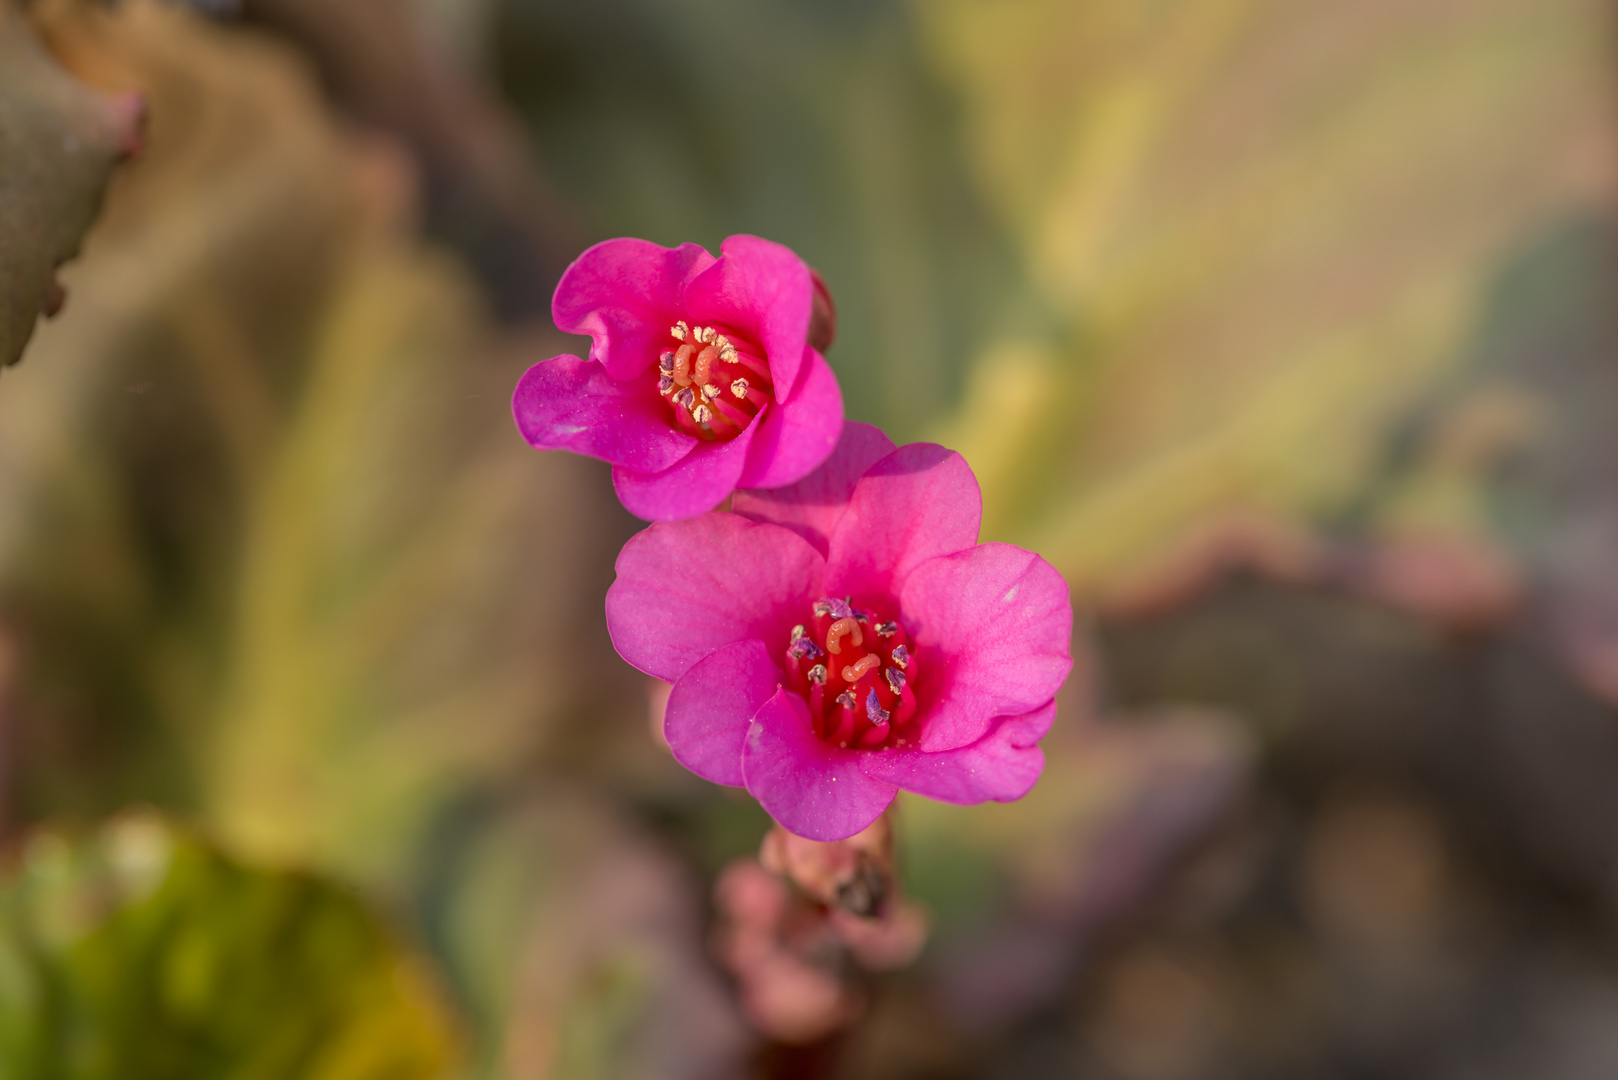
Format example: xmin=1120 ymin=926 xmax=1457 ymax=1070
xmin=836 ymin=690 xmax=857 ymax=710
xmin=807 ymin=664 xmax=828 ymax=685
xmin=659 ymin=351 xmax=676 ymax=375
xmin=788 ymin=636 xmax=823 ymax=661
xmin=701 ymin=383 xmax=720 ymax=400
xmin=842 ymin=655 xmax=879 ymax=683
xmin=826 ymin=616 xmax=863 ymax=654
xmin=885 ymin=668 xmax=905 ymax=694
xmin=674 ymin=387 xmax=696 ymax=410
xmin=865 ymin=690 xmax=890 ymax=726
xmin=659 ymin=375 xmax=675 ymax=395
xmin=692 ymin=404 xmax=713 ymax=425
xmin=876 ymin=621 xmax=897 ymax=638
xmin=731 ymin=378 xmax=749 ymax=399
xmin=790 ymin=624 xmax=805 ymax=643
xmin=890 ymin=644 xmax=909 ymax=669
xmin=670 ymin=321 xmax=688 ymax=341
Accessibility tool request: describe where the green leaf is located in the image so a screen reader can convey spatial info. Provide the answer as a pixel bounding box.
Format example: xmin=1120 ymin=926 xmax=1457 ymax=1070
xmin=0 ymin=811 xmax=459 ymax=1079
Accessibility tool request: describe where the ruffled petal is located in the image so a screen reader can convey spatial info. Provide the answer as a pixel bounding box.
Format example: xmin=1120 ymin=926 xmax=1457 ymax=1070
xmin=859 ymin=700 xmax=1054 ymax=804
xmin=512 ymin=353 xmax=696 ymax=473
xmin=665 ymin=639 xmax=782 ymax=787
xmin=606 ymin=515 xmax=824 ymax=683
xmin=553 ymin=239 xmax=715 ymax=381
xmin=742 ymin=689 xmax=896 ymax=841
xmin=735 ymin=347 xmax=843 ymax=490
xmin=900 ymin=543 xmax=1073 ymax=752
xmin=823 ymin=443 xmax=982 ymax=606
xmin=682 ymin=235 xmax=812 ymax=400
xmin=611 ymin=412 xmax=762 ymax=521
xmin=733 ymin=421 xmax=896 ymax=557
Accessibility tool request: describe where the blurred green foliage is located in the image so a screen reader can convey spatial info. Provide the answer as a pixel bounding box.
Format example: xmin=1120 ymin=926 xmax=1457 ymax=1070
xmin=0 ymin=812 xmax=457 ymax=1079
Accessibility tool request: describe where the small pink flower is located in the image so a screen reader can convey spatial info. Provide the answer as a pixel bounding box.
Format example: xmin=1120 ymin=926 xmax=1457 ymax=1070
xmin=513 ymin=235 xmax=845 ymax=520
xmin=606 ymin=423 xmax=1073 ymax=840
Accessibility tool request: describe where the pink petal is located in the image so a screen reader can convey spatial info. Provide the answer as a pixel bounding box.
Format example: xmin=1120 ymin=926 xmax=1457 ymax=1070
xmin=859 ymin=700 xmax=1054 ymax=804
xmin=611 ymin=413 xmax=762 ymax=521
xmin=823 ymin=444 xmax=983 ymax=606
xmin=665 ymin=639 xmax=782 ymax=787
xmin=606 ymin=515 xmax=824 ymax=683
xmin=512 ymin=353 xmax=696 ymax=473
xmin=735 ymin=347 xmax=844 ymax=490
xmin=553 ymin=239 xmax=715 ymax=380
xmin=900 ymin=543 xmax=1073 ymax=751
xmin=742 ymin=689 xmax=897 ymax=841
xmin=682 ymin=235 xmax=812 ymax=400
xmin=733 ymin=421 xmax=895 ymax=557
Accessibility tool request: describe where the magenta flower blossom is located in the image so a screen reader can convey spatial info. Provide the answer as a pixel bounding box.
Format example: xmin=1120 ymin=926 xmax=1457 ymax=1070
xmin=513 ymin=235 xmax=844 ymax=520
xmin=606 ymin=422 xmax=1073 ymax=840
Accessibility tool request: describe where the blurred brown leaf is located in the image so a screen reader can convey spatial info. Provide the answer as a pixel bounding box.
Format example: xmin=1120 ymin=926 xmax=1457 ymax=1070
xmin=0 ymin=2 xmax=138 ymax=368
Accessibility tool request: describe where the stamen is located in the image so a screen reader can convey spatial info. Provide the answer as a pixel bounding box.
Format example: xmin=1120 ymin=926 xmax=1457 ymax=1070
xmin=659 ymin=350 xmax=676 ymax=375
xmin=807 ymin=664 xmax=827 ymax=685
xmin=788 ymin=637 xmax=823 ymax=661
xmin=658 ymin=375 xmax=675 ymax=395
xmin=826 ymin=617 xmax=863 ymax=654
xmin=876 ymin=621 xmax=898 ymax=638
xmin=694 ymin=326 xmax=714 ymax=344
xmin=731 ymin=378 xmax=749 ymax=400
xmin=836 ymin=690 xmax=857 ymax=710
xmin=692 ymin=404 xmax=713 ymax=425
xmin=854 ymin=611 xmax=869 ymax=624
xmin=674 ymin=386 xmax=696 ymax=411
xmin=842 ymin=655 xmax=879 ymax=683
xmin=885 ymin=668 xmax=905 ymax=695
xmin=791 ymin=625 xmax=805 ymax=643
xmin=890 ymin=644 xmax=909 ymax=669
xmin=865 ymin=689 xmax=890 ymax=726
xmin=814 ymin=598 xmax=854 ymax=620
xmin=701 ymin=383 xmax=720 ymax=400
xmin=671 ymin=321 xmax=689 ymax=341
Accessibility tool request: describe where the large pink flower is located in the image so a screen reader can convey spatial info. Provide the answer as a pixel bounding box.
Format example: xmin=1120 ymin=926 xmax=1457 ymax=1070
xmin=606 ymin=423 xmax=1074 ymax=840
xmin=513 ymin=235 xmax=844 ymax=520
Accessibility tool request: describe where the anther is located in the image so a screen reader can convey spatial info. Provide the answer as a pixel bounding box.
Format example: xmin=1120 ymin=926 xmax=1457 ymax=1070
xmin=671 ymin=321 xmax=688 ymax=340
xmin=791 ymin=625 xmax=805 ymax=643
xmin=876 ymin=621 xmax=897 ymax=638
xmin=885 ymin=668 xmax=905 ymax=694
xmin=674 ymin=386 xmax=696 ymax=410
xmin=788 ymin=637 xmax=823 ymax=661
xmin=865 ymin=689 xmax=890 ymax=725
xmin=836 ymin=690 xmax=857 ymax=710
xmin=842 ymin=655 xmax=879 ymax=683
xmin=659 ymin=351 xmax=676 ymax=375
xmin=694 ymin=326 xmax=713 ymax=344
xmin=658 ymin=375 xmax=675 ymax=395
xmin=701 ymin=383 xmax=720 ymax=400
xmin=826 ymin=617 xmax=863 ymax=654
xmin=807 ymin=664 xmax=828 ymax=685
xmin=854 ymin=611 xmax=869 ymax=624
xmin=814 ymin=598 xmax=854 ymax=620
xmin=693 ymin=404 xmax=713 ymax=425
xmin=890 ymin=644 xmax=909 ymax=669
xmin=731 ymin=377 xmax=749 ymax=399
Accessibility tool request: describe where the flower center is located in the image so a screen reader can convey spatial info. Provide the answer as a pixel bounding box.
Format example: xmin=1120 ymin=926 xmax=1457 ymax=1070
xmin=658 ymin=321 xmax=772 ymax=440
xmin=783 ymin=597 xmax=918 ymax=750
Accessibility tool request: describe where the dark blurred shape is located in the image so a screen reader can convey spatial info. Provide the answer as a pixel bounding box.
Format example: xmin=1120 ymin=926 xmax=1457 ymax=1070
xmin=0 ymin=4 xmax=138 ymax=368
xmin=239 ymin=0 xmax=587 ymax=320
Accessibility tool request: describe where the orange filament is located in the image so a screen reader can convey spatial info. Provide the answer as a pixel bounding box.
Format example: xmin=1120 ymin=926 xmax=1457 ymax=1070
xmin=842 ymin=655 xmax=879 ymax=683
xmin=826 ymin=617 xmax=863 ymax=654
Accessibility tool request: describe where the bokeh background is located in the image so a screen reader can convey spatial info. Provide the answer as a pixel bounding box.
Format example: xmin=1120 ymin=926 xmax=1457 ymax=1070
xmin=3 ymin=0 xmax=1618 ymax=1076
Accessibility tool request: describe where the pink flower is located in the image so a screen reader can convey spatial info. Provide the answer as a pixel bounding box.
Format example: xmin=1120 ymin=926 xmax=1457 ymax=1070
xmin=513 ymin=235 xmax=845 ymax=520
xmin=606 ymin=422 xmax=1074 ymax=840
